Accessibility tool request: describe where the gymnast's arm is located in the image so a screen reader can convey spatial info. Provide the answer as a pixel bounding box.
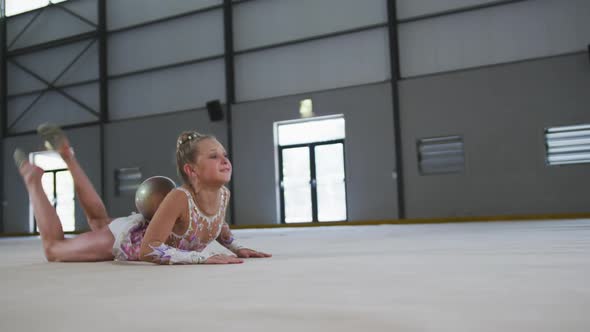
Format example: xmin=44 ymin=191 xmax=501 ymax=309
xmin=216 ymin=190 xmax=272 ymax=258
xmin=216 ymin=221 xmax=271 ymax=258
xmin=139 ymin=190 xmax=242 ymax=265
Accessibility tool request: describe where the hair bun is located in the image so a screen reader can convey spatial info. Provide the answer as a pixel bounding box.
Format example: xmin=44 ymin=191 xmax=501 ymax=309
xmin=176 ymin=132 xmax=199 ymax=148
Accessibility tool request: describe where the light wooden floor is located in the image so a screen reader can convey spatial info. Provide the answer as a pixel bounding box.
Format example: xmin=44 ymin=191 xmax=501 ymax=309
xmin=1 ymin=219 xmax=589 ymax=332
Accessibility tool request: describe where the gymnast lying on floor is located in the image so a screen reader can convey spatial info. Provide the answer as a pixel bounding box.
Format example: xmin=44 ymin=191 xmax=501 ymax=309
xmin=14 ymin=124 xmax=270 ymax=264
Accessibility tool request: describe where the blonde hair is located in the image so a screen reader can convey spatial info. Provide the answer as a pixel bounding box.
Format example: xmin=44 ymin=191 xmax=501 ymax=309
xmin=175 ymin=131 xmax=215 ymax=184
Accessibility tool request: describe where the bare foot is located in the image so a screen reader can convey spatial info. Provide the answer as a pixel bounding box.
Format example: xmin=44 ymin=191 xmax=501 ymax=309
xmin=18 ymin=160 xmax=44 ymax=187
xmin=37 ymin=123 xmax=74 ymax=160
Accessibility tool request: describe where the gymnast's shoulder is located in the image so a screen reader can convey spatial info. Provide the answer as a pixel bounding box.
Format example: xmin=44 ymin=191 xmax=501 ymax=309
xmin=160 ymin=188 xmax=189 ymax=209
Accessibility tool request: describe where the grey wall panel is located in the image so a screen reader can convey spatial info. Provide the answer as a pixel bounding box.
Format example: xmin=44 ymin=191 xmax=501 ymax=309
xmin=8 ymin=40 xmax=98 ymax=94
xmin=7 ymin=84 xmax=99 ymax=134
xmin=2 ymin=126 xmax=101 ymax=233
xmin=7 ymin=0 xmax=97 ymax=50
xmin=108 ymin=9 xmax=223 ymax=75
xmin=107 ymin=0 xmax=222 ymax=31
xmin=104 ymin=110 xmax=228 ymax=219
xmin=5 ymin=94 xmax=37 ymax=129
xmin=399 ymin=0 xmax=590 ymax=77
xmin=232 ymin=82 xmax=397 ymax=225
xmin=109 ymin=59 xmax=225 ymax=120
xmin=400 ymin=53 xmax=590 ymax=219
xmin=396 ymin=0 xmax=500 ymax=20
xmin=53 ymin=42 xmax=99 ymax=86
xmin=233 ymin=0 xmax=387 ymax=51
xmin=62 ymin=0 xmax=98 ymax=23
xmin=62 ymin=83 xmax=100 ymax=114
xmin=235 ymin=28 xmax=390 ymax=102
xmin=6 ymin=62 xmax=47 ymax=96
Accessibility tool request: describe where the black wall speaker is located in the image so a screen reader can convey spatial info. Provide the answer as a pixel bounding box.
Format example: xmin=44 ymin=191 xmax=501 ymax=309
xmin=206 ymin=100 xmax=224 ymax=122
xmin=588 ymin=44 xmax=590 ymax=63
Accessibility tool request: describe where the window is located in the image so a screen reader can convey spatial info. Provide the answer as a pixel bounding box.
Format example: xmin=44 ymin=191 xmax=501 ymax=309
xmin=5 ymin=0 xmax=68 ymax=17
xmin=276 ymin=115 xmax=347 ymax=223
xmin=545 ymin=124 xmax=590 ymax=166
xmin=30 ymin=151 xmax=75 ymax=232
xmin=417 ymin=135 xmax=465 ymax=175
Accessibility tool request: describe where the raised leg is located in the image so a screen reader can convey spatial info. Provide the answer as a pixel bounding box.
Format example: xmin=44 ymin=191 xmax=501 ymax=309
xmin=16 ymin=155 xmax=114 ymax=262
xmin=19 ymin=159 xmax=65 ymax=248
xmin=38 ymin=124 xmax=111 ymax=231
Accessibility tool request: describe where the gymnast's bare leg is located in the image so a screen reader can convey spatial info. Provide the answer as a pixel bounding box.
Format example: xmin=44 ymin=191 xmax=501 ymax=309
xmin=14 ymin=151 xmax=114 ymax=262
xmin=37 ymin=124 xmax=111 ymax=231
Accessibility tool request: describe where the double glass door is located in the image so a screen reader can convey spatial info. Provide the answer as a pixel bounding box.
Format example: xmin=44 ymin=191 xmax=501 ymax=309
xmin=279 ymin=140 xmax=347 ymax=223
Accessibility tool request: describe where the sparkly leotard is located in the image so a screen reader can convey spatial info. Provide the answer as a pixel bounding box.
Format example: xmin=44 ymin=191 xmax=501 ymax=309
xmin=109 ymin=186 xmax=229 ymax=261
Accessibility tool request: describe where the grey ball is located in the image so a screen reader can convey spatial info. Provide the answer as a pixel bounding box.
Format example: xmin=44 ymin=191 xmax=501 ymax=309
xmin=135 ymin=176 xmax=176 ymax=221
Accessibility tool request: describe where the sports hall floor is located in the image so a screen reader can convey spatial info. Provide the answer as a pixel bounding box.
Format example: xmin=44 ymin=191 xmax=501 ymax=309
xmin=1 ymin=219 xmax=589 ymax=332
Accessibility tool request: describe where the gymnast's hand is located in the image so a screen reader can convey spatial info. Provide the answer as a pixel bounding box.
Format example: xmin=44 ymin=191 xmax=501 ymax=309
xmin=204 ymin=254 xmax=244 ymax=264
xmin=235 ymin=248 xmax=272 ymax=258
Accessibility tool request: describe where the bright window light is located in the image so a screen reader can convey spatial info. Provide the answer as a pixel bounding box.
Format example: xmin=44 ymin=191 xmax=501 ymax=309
xmin=315 ymin=143 xmax=347 ymax=221
xmin=30 ymin=151 xmax=75 ymax=232
xmin=277 ymin=116 xmax=345 ymax=146
xmin=5 ymin=0 xmax=68 ymax=17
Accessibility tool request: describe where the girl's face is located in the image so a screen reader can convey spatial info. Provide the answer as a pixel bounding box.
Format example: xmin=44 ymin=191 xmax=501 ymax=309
xmin=193 ymin=138 xmax=232 ymax=185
